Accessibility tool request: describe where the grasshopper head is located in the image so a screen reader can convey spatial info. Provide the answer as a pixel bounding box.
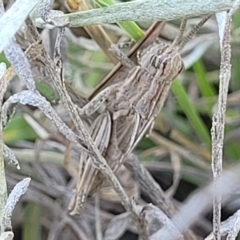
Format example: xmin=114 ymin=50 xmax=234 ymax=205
xmin=137 ymin=42 xmax=184 ymax=82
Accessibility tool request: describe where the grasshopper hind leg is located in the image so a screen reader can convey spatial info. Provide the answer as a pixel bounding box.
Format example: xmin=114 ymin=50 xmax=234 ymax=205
xmin=69 ymin=112 xmax=112 ymax=215
xmin=69 ymin=162 xmax=98 ymax=215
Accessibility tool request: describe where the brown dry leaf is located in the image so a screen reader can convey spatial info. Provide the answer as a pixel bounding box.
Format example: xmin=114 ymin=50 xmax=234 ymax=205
xmin=104 ymin=212 xmax=131 ymax=240
xmin=99 ymin=164 xmax=139 ymax=202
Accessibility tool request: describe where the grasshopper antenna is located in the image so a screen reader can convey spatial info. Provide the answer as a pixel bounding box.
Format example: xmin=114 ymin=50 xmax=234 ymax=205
xmin=178 ymin=15 xmax=212 ymax=51
xmin=170 ymin=19 xmax=188 ymax=49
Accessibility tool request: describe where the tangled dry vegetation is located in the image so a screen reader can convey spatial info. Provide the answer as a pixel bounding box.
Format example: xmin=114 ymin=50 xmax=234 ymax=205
xmin=1 ymin=0 xmax=240 ymax=240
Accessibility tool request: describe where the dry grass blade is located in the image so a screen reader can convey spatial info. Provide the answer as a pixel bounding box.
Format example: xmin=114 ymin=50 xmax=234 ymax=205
xmin=66 ymin=0 xmax=119 ymax=64
xmin=95 ymin=194 xmax=102 ymax=240
xmin=169 ymin=129 xmax=212 ymax=161
xmin=165 ymin=151 xmax=181 ymax=198
xmin=89 ymin=21 xmax=166 ymax=98
xmin=150 ymin=131 xmax=210 ymax=170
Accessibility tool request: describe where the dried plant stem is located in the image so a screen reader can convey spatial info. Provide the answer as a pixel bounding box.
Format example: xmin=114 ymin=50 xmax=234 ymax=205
xmin=126 ymin=154 xmax=175 ymax=217
xmin=126 ymin=154 xmax=197 ymax=240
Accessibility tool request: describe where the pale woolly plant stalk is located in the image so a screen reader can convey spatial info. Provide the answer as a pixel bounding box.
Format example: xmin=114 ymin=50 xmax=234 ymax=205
xmin=0 ymin=0 xmax=38 ymax=52
xmin=0 ymin=2 xmax=31 ymax=239
xmin=0 ymin=0 xmax=237 ymax=52
xmin=34 ymin=0 xmax=238 ymax=28
xmin=205 ymin=209 xmax=240 ymax=239
xmin=0 ymin=61 xmax=8 ymax=240
xmin=1 ymin=178 xmax=30 ymax=240
xmin=211 ymin=1 xmax=240 ymax=239
xmin=0 ymin=2 xmax=10 ymax=238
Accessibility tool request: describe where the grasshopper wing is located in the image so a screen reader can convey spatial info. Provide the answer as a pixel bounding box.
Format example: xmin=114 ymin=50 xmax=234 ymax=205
xmin=69 ymin=111 xmax=111 ymax=215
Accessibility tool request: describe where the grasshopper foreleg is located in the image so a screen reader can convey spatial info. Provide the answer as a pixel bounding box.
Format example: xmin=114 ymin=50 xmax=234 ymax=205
xmin=78 ymin=83 xmax=121 ymax=116
xmin=109 ymin=44 xmax=136 ymax=68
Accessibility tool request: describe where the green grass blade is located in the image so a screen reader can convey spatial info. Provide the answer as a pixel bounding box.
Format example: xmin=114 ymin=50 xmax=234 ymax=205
xmin=23 ymin=203 xmax=42 ymax=240
xmin=94 ymin=0 xmax=144 ymax=41
xmin=171 ymin=80 xmax=211 ymax=147
xmin=193 ymin=60 xmax=216 ymax=97
xmin=4 ymin=115 xmax=38 ymax=143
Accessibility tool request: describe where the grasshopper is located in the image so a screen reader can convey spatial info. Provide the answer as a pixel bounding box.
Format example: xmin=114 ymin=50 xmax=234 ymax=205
xmin=68 ymin=16 xmax=211 ymax=215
